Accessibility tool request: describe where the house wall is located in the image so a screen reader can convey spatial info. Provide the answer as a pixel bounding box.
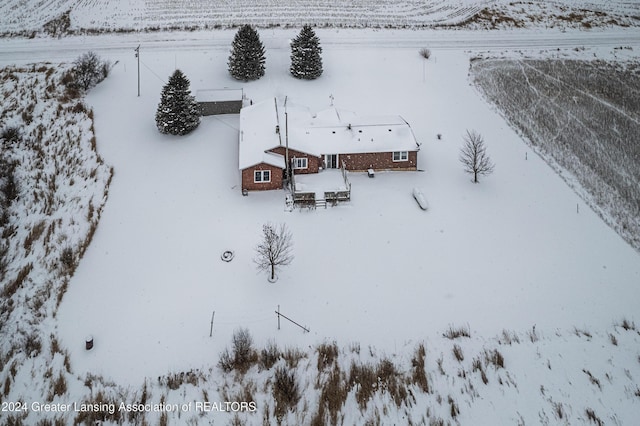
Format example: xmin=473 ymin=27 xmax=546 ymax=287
xmin=200 ymin=100 xmax=243 ymax=116
xmin=339 ymin=151 xmax=418 ymax=171
xmin=269 ymin=147 xmax=322 ymax=174
xmin=242 ymin=163 xmax=283 ymax=191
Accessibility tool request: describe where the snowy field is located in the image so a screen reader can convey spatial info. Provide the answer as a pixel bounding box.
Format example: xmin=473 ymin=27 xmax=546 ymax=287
xmin=40 ymin=30 xmax=640 ymax=390
xmin=1 ymin=0 xmax=639 ymax=35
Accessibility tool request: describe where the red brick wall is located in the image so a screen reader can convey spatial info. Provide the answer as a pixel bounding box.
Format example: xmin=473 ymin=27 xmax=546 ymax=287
xmin=339 ymin=151 xmax=418 ymax=171
xmin=269 ymin=147 xmax=322 ymax=174
xmin=241 ymin=163 xmax=283 ymax=191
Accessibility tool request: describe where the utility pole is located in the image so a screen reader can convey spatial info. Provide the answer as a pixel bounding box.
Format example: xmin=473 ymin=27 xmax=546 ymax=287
xmin=284 ymin=96 xmax=290 ymax=181
xmin=134 ymin=45 xmax=140 ymax=97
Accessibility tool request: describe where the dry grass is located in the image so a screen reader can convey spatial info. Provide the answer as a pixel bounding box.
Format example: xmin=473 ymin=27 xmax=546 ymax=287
xmin=316 ymin=341 xmax=339 ymax=371
xmin=452 ymin=344 xmax=464 ymax=362
xmin=260 ymin=340 xmax=280 ymax=371
xmin=2 ymin=263 xmax=33 ymax=298
xmin=73 ymin=391 xmax=122 ymax=425
xmin=410 ymin=343 xmax=430 ymax=393
xmin=47 ymin=372 xmax=68 ymax=401
xmin=313 ymin=364 xmax=348 ymax=426
xmin=499 ymin=329 xmax=520 ymax=345
xmin=448 ymin=395 xmax=459 ymax=419
xmin=472 ymin=357 xmax=488 ymax=385
xmin=620 ymin=317 xmax=636 ymax=331
xmin=159 ymin=369 xmax=202 ymax=390
xmin=443 ymin=324 xmax=471 ymax=339
xmin=582 ymin=369 xmax=602 ymax=390
xmin=484 ymin=349 xmax=505 ymax=370
xmin=585 ymin=407 xmax=604 ymax=425
xmin=273 ymin=365 xmax=300 ymax=421
xmin=282 ymin=346 xmax=306 ymax=369
xmin=348 ymin=357 xmax=410 ymax=411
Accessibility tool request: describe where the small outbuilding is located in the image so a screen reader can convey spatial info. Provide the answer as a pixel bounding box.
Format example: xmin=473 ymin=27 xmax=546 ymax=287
xmin=196 ymin=88 xmax=244 ymax=116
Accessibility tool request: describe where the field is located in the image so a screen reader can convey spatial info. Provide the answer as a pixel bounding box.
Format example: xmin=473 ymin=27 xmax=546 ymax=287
xmin=471 ymin=58 xmax=640 ymax=251
xmin=0 ymin=0 xmax=639 ymax=36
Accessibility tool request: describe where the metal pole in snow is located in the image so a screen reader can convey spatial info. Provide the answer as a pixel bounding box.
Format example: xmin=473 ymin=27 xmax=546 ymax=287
xmin=135 ymin=45 xmax=140 ymax=97
xmin=277 ymin=305 xmax=280 ymax=330
xmin=210 ymin=311 xmax=215 ymax=337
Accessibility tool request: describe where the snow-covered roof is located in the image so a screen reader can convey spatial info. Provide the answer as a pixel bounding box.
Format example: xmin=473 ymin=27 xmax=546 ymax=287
xmin=238 ymin=98 xmax=420 ymax=170
xmin=239 ymin=98 xmax=285 ymax=169
xmin=196 ymin=88 xmax=243 ymax=103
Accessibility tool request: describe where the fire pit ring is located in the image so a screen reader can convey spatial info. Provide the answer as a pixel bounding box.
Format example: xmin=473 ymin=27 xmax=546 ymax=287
xmin=221 ymin=250 xmax=235 ymax=262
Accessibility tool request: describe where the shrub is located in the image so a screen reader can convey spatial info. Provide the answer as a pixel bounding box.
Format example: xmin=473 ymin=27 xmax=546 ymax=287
xmin=419 ymin=48 xmax=432 ymax=59
xmin=63 ymin=52 xmax=110 ymax=94
xmin=218 ymin=328 xmax=258 ymax=374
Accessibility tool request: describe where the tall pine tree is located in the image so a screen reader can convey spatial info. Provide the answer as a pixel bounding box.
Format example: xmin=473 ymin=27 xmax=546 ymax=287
xmin=155 ymin=69 xmax=200 ymax=136
xmin=290 ymin=25 xmax=323 ymax=80
xmin=228 ymin=25 xmax=266 ymax=81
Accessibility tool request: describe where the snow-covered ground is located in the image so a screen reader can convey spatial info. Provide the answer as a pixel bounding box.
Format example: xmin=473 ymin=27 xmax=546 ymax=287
xmin=39 ymin=30 xmax=640 ymax=388
xmin=1 ymin=18 xmax=640 ymax=425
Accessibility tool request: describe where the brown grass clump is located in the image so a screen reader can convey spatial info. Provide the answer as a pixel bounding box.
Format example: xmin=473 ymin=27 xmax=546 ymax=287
xmin=443 ymin=324 xmax=470 ymax=339
xmin=411 ymin=343 xmax=430 ymax=393
xmin=452 ymin=344 xmax=464 ymax=362
xmin=273 ymin=365 xmax=300 ymax=422
xmin=316 ymin=341 xmax=339 ymax=371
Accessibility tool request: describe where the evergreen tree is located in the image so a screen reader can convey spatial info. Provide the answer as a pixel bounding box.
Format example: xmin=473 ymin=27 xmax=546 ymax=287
xmin=290 ymin=25 xmax=323 ymax=80
xmin=228 ymin=25 xmax=266 ymax=81
xmin=155 ymin=69 xmax=201 ymax=136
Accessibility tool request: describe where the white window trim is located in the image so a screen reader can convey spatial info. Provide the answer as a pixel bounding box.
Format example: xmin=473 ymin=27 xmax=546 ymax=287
xmin=293 ymin=157 xmax=308 ymax=170
xmin=392 ymin=151 xmax=408 ymax=162
xmin=254 ymin=170 xmax=271 ymax=183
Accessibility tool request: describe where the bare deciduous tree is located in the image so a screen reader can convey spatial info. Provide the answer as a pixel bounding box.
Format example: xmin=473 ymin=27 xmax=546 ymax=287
xmin=254 ymin=223 xmax=294 ymax=282
xmin=459 ymin=130 xmax=495 ymax=183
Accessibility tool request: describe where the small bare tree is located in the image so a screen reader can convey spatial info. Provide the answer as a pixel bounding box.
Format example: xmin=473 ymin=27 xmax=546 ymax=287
xmin=459 ymin=130 xmax=494 ymax=183
xmin=254 ymin=223 xmax=294 ymax=282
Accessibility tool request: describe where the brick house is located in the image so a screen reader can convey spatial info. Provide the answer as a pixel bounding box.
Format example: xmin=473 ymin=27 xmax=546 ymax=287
xmin=239 ymin=98 xmax=420 ymax=192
